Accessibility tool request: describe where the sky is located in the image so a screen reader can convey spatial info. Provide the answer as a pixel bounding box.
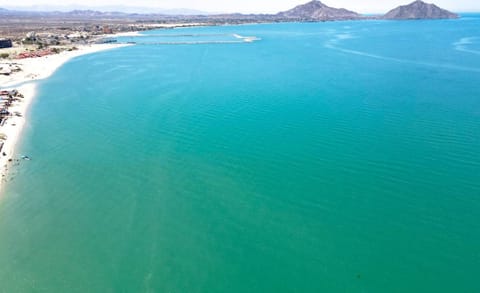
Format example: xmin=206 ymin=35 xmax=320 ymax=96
xmin=0 ymin=0 xmax=478 ymax=14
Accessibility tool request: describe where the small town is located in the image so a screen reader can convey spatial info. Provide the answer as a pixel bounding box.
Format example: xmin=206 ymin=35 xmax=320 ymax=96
xmin=1 ymin=24 xmax=157 ymax=60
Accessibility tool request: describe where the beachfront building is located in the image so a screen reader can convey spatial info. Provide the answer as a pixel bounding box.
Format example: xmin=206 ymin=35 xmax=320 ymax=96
xmin=0 ymin=39 xmax=13 ymax=49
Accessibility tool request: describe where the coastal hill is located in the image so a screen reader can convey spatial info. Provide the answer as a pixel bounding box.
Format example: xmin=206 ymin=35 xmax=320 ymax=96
xmin=0 ymin=0 xmax=463 ymax=41
xmin=277 ymin=0 xmax=361 ymax=21
xmin=384 ymin=0 xmax=458 ymax=19
xmin=0 ymin=1 xmax=460 ymax=23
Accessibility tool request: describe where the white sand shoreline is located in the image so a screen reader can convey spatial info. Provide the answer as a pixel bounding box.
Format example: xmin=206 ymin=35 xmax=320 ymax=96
xmin=0 ymin=43 xmax=130 ymax=190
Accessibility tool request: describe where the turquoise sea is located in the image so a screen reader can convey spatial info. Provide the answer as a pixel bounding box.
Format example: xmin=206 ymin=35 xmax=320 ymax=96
xmin=1 ymin=16 xmax=480 ymax=292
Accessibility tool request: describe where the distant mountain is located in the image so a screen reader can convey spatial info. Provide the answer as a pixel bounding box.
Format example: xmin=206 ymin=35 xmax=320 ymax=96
xmin=0 ymin=2 xmax=363 ymax=22
xmin=0 ymin=7 xmax=18 ymax=15
xmin=277 ymin=0 xmax=361 ymax=21
xmin=0 ymin=5 xmax=211 ymax=15
xmin=0 ymin=7 xmax=128 ymax=17
xmin=160 ymin=8 xmax=213 ymax=15
xmin=1 ymin=1 xmax=463 ymax=24
xmin=64 ymin=10 xmax=128 ymax=17
xmin=383 ymin=1 xmax=458 ymax=19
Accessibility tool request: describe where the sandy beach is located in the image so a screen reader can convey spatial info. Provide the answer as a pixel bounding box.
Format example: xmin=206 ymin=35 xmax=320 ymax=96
xmin=0 ymin=43 xmax=129 ymax=189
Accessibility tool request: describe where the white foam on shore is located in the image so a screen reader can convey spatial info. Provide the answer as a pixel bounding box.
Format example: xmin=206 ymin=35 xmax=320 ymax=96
xmin=0 ymin=43 xmax=130 ymax=191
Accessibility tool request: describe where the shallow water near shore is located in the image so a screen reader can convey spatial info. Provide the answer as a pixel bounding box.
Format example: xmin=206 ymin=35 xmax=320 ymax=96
xmin=1 ymin=17 xmax=480 ymax=292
